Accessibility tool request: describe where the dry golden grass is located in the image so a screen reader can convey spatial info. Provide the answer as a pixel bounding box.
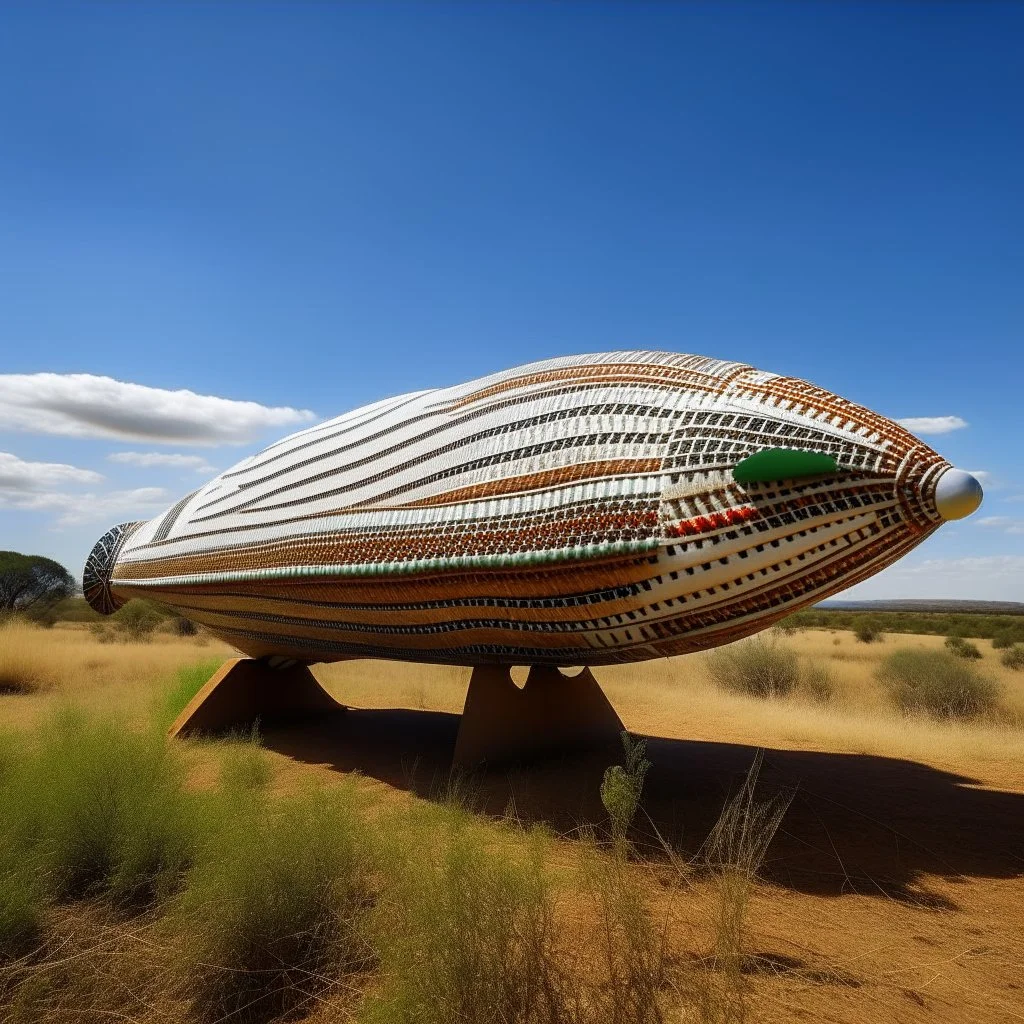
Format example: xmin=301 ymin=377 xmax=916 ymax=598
xmin=0 ymin=619 xmax=233 ymax=730
xmin=6 ymin=618 xmax=1021 ymax=774
xmin=4 ymin=616 xmax=1021 ymax=792
xmin=313 ymin=629 xmax=1024 ymax=789
xmin=2 ymin=618 xmax=1023 ymax=1024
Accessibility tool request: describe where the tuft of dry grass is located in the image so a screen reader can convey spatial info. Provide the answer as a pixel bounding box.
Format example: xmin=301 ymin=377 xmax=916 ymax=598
xmin=1000 ymin=644 xmax=1024 ymax=671
xmin=0 ymin=619 xmax=72 ymax=695
xmin=365 ymin=820 xmax=574 ymax=1024
xmin=1 ymin=707 xmax=199 ymax=906
xmin=581 ymin=848 xmax=672 ymax=1024
xmin=877 ymin=648 xmax=1000 ymax=721
xmin=171 ymin=785 xmax=374 ymax=1024
xmin=0 ymin=620 xmax=232 ymax=731
xmin=705 ymin=636 xmax=835 ymax=706
xmin=701 ymin=753 xmax=792 ymax=999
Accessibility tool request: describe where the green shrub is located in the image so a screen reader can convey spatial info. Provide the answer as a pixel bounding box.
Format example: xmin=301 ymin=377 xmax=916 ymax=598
xmin=0 ymin=866 xmax=43 ymax=963
xmin=600 ymin=732 xmax=650 ymax=853
xmin=365 ymin=824 xmax=571 ymax=1024
xmin=992 ymin=632 xmax=1015 ymax=650
xmin=174 ymin=786 xmax=373 ymax=1024
xmin=1 ymin=708 xmax=197 ymax=904
xmin=0 ymin=732 xmax=45 ymax=959
xmin=21 ymin=607 xmax=57 ymax=629
xmin=877 ymin=649 xmax=1000 ymax=721
xmin=112 ymin=600 xmax=163 ymax=642
xmin=945 ymin=635 xmax=983 ymax=660
xmin=706 ymin=636 xmax=800 ymax=698
xmin=787 ymin=609 xmax=1024 ymax=642
xmin=1000 ymin=645 xmax=1024 ymax=670
xmin=219 ymin=734 xmax=273 ymax=792
xmin=854 ymin=619 xmax=882 ymax=643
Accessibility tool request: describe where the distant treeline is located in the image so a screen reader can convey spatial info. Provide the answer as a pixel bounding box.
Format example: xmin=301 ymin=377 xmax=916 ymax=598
xmin=821 ymin=599 xmax=1024 ymax=615
xmin=786 ymin=608 xmax=1024 ymax=643
xmin=47 ymin=596 xmax=174 ymax=624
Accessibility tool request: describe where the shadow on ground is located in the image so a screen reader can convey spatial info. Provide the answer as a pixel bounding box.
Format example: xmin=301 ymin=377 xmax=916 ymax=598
xmin=260 ymin=706 xmax=1024 ymax=907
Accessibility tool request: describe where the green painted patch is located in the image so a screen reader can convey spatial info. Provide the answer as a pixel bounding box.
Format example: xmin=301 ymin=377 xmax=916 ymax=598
xmin=733 ymin=447 xmax=838 ymax=485
xmin=153 ymin=659 xmax=223 ymax=733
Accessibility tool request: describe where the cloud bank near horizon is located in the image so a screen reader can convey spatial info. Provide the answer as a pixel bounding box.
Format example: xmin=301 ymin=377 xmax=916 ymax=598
xmin=0 ymin=373 xmax=317 ymax=446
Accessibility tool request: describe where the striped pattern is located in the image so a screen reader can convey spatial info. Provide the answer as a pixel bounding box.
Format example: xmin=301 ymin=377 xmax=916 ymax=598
xmin=86 ymin=351 xmax=949 ymax=666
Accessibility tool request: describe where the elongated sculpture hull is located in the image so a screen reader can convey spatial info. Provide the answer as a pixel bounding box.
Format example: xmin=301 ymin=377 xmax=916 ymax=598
xmin=85 ymin=351 xmax=977 ymax=666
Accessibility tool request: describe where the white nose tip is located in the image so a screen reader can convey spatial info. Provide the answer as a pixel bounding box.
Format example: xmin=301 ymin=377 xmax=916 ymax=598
xmin=934 ymin=468 xmax=983 ymax=520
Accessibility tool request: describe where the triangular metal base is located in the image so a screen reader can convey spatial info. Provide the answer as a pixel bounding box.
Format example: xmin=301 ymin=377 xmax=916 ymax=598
xmin=167 ymin=657 xmax=344 ymax=738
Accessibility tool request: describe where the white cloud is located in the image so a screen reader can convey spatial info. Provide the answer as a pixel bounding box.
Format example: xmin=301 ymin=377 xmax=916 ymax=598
xmin=895 ymin=415 xmax=968 ymax=435
xmin=108 ymin=451 xmax=217 ymax=474
xmin=0 ymin=451 xmax=104 ymax=491
xmin=0 ymin=485 xmax=169 ymax=527
xmin=0 ymin=373 xmax=316 ymax=446
xmin=977 ymin=516 xmax=1024 ymax=536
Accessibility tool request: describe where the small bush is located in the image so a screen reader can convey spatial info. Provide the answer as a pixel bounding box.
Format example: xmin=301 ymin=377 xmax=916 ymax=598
xmin=877 ymin=649 xmax=1000 ymax=721
xmin=1 ymin=708 xmax=198 ymax=904
xmin=992 ymin=632 xmax=1015 ymax=650
xmin=600 ymin=732 xmax=651 ymax=853
xmin=945 ymin=635 xmax=983 ymax=659
xmin=22 ymin=607 xmax=57 ymax=629
xmin=172 ymin=616 xmax=198 ymax=637
xmin=365 ymin=824 xmax=572 ymax=1024
xmin=112 ymin=600 xmax=163 ymax=642
xmin=87 ymin=621 xmax=111 ymax=643
xmin=1000 ymin=645 xmax=1024 ymax=671
xmin=174 ymin=786 xmax=373 ymax=1024
xmin=0 ymin=866 xmax=43 ymax=963
xmin=0 ymin=733 xmax=45 ymax=959
xmin=854 ymin=619 xmax=882 ymax=643
xmin=219 ymin=734 xmax=273 ymax=792
xmin=706 ymin=636 xmax=801 ymax=698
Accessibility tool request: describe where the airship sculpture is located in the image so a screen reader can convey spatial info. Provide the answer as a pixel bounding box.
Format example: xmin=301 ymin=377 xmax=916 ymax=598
xmin=84 ymin=351 xmax=983 ymax=761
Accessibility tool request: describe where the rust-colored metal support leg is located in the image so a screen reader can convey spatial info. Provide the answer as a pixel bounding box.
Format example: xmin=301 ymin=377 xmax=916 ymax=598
xmin=168 ymin=658 xmax=344 ymax=738
xmin=453 ymin=664 xmax=625 ymax=768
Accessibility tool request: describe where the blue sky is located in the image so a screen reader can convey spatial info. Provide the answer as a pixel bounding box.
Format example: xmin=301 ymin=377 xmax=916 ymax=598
xmin=1 ymin=2 xmax=1021 ymax=600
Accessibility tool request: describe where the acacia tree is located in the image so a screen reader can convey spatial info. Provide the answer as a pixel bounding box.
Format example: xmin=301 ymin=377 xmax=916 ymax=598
xmin=0 ymin=552 xmax=76 ymax=614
